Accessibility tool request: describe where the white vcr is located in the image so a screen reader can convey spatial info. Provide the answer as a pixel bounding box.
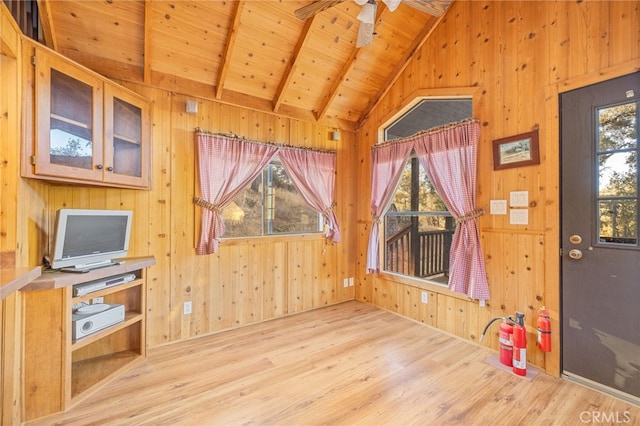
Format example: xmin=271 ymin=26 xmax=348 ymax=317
xmin=72 ymin=303 xmax=125 ymax=340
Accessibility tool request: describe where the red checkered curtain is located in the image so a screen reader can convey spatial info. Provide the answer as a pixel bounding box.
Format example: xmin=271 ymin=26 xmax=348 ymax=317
xmin=366 ymin=139 xmax=414 ymax=273
xmin=278 ymin=149 xmax=341 ymax=243
xmin=413 ymin=119 xmax=490 ymax=300
xmin=194 ymin=131 xmax=278 ymax=254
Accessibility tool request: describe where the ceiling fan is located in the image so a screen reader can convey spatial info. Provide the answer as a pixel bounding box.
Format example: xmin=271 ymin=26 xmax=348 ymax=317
xmin=294 ymin=0 xmax=450 ymax=48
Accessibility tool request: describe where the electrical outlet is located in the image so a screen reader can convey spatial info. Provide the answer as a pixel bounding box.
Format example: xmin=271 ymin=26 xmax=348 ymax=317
xmin=183 ymin=301 xmax=192 ymax=315
xmin=421 ymin=291 xmax=428 ymax=304
xmin=92 ymin=297 xmax=104 ymax=304
xmin=343 ymin=278 xmax=349 ymax=288
xmin=348 ymin=277 xmax=354 ymax=287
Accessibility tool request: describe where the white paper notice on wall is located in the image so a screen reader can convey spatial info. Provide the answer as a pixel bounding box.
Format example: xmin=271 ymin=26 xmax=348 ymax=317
xmin=510 ymin=209 xmax=529 ymax=225
xmin=510 ymin=191 xmax=529 ymax=207
xmin=490 ymin=200 xmax=507 ymax=215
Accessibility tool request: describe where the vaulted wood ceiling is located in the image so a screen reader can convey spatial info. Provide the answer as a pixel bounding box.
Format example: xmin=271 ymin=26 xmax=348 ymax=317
xmin=36 ymin=0 xmax=452 ymax=130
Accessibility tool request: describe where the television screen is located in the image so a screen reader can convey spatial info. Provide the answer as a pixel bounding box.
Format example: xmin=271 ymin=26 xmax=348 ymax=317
xmin=51 ymin=209 xmax=133 ymax=271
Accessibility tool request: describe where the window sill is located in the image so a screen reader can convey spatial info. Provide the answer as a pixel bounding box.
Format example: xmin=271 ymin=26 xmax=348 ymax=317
xmin=220 ymin=232 xmax=326 ymax=246
xmin=377 ymin=271 xmax=472 ymax=302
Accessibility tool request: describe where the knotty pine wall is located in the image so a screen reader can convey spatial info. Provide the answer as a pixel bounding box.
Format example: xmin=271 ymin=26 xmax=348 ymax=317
xmin=17 ymin=80 xmax=358 ymax=348
xmin=355 ymin=0 xmax=640 ymax=376
xmin=1 ymin=6 xmax=23 ymax=425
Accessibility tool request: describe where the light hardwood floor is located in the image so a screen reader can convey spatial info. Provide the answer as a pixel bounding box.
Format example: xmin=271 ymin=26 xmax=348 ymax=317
xmin=30 ymin=301 xmax=638 ymax=426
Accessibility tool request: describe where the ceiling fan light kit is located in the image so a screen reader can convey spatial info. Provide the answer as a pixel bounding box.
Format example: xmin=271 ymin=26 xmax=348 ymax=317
xmin=294 ymin=0 xmax=450 ymax=47
xmin=382 ymin=0 xmax=401 ymax=12
xmin=356 ymin=2 xmax=376 ymax=24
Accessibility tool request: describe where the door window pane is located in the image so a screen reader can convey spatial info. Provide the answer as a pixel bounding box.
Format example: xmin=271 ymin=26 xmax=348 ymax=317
xmin=596 ymin=102 xmax=639 ymax=246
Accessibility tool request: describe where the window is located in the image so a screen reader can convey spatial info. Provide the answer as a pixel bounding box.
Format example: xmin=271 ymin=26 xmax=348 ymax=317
xmin=382 ymin=98 xmax=472 ymax=283
xmin=223 ymin=157 xmax=324 ymax=238
xmin=596 ymin=101 xmax=638 ymax=246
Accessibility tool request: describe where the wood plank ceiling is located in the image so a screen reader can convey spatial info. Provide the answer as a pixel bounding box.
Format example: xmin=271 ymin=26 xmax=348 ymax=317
xmin=36 ymin=0 xmax=452 ymax=131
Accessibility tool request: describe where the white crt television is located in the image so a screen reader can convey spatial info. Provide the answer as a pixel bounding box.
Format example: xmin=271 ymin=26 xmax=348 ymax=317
xmin=51 ymin=209 xmax=133 ymax=272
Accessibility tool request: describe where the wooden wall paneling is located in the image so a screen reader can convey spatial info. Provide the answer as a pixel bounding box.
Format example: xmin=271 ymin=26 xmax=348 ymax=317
xmin=0 ymin=299 xmax=3 ymax=425
xmin=261 ymin=241 xmax=286 ymax=321
xmin=320 ymin=240 xmax=339 ymax=306
xmin=142 ymin=86 xmax=172 ymax=347
xmin=435 ymin=293 xmax=455 ymax=335
xmin=0 ymin=50 xmax=19 ymax=254
xmin=542 ymin=86 xmax=561 ymax=378
xmin=518 ymin=232 xmax=546 ymax=369
xmin=566 ymin=2 xmax=589 ymax=80
xmin=204 ymin=250 xmax=223 ymax=333
xmin=23 ymin=288 xmax=66 ymax=420
xmin=230 ymin=243 xmax=251 ymax=327
xmin=1 ymin=293 xmax=21 ymax=426
xmin=300 ymin=240 xmax=314 ymax=312
xmin=403 ymin=286 xmax=437 ymax=327
xmin=286 ymin=241 xmax=302 ymax=314
xmin=312 ymin=240 xmax=330 ymax=307
xmin=609 ymin=2 xmax=639 ymax=64
xmin=218 ymin=245 xmax=235 ymax=330
xmin=171 ymin=93 xmax=198 ymax=341
xmin=478 ymin=232 xmax=500 ymax=350
xmin=334 ymin=127 xmax=356 ymax=301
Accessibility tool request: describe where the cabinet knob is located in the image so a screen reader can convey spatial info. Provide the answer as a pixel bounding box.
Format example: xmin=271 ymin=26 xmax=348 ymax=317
xmin=96 ymin=164 xmax=103 ymax=170
xmin=107 ymin=166 xmax=114 ymax=172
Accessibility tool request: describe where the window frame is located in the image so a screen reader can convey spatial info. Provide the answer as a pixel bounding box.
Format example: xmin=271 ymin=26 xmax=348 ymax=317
xmin=375 ymin=88 xmax=479 ymax=292
xmin=221 ymin=155 xmax=325 ymax=240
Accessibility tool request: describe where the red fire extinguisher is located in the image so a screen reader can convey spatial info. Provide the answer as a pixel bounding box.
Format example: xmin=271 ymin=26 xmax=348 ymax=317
xmin=512 ymin=312 xmax=527 ymax=376
xmin=498 ymin=320 xmax=514 ymax=367
xmin=537 ymin=306 xmax=551 ymax=352
xmin=480 ymin=315 xmax=514 ymax=368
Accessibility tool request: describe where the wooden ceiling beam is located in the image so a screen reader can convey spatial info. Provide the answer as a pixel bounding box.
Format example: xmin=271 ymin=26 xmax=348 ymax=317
xmin=356 ymin=11 xmax=449 ymax=129
xmin=273 ymin=16 xmax=316 ymax=114
xmin=35 ymin=0 xmax=57 ymax=50
xmin=316 ymin=3 xmax=387 ymax=121
xmin=216 ymin=0 xmax=245 ymax=100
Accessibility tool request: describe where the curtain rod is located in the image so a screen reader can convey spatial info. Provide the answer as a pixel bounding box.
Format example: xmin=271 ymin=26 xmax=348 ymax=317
xmin=373 ymin=118 xmax=479 ymax=149
xmin=195 ymin=128 xmax=337 ymax=155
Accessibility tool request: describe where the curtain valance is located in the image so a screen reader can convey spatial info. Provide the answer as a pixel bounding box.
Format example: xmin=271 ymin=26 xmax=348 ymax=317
xmin=194 ymin=129 xmax=341 ymax=255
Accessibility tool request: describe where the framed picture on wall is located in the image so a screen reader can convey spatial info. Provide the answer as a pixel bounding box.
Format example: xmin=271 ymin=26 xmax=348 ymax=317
xmin=492 ymin=129 xmax=540 ymax=170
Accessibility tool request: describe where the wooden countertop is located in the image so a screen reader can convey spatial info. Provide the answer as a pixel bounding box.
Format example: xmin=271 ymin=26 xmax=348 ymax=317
xmin=1 ymin=266 xmax=42 ymax=299
xmin=21 ymin=256 xmax=156 ymax=292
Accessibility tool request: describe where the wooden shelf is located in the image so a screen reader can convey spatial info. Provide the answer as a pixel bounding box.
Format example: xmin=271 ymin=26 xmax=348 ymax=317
xmin=23 ymin=256 xmax=156 ymax=291
xmin=50 ymin=113 xmax=90 ymax=129
xmin=113 ymin=133 xmax=141 ymax=145
xmin=71 ymin=311 xmax=143 ymax=350
xmin=22 ymin=256 xmax=154 ymax=421
xmin=0 ymin=266 xmax=41 ymax=299
xmin=71 ymin=279 xmax=143 ymax=304
xmin=71 ymin=349 xmax=142 ymax=398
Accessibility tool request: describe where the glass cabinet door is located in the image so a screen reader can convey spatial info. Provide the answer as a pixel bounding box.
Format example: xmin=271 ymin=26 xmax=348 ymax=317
xmin=103 ymin=83 xmax=151 ymax=188
xmin=35 ymin=50 xmax=103 ymax=181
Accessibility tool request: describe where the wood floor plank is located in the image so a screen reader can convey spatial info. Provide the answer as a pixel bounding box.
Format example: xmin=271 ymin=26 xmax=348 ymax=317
xmin=28 ymin=301 xmax=639 ymax=426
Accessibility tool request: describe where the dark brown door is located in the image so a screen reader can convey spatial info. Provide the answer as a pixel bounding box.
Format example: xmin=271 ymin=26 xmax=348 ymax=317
xmin=561 ymin=72 xmax=640 ymax=404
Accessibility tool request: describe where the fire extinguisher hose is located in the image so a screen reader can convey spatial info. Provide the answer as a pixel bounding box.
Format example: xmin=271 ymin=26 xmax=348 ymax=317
xmin=480 ymin=316 xmax=507 ymax=343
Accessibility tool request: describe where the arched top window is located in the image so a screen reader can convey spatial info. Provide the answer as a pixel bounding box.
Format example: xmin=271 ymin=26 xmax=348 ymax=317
xmin=379 ymin=97 xmax=473 ymax=284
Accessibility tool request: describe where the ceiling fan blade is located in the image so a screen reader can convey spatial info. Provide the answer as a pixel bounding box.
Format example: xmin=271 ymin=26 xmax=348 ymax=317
xmin=403 ymin=0 xmax=452 ymax=17
xmin=294 ymin=0 xmax=345 ymax=20
xmin=356 ymin=22 xmax=374 ymax=48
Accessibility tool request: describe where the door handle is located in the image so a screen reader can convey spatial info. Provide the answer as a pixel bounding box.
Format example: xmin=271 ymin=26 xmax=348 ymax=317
xmin=568 ymin=249 xmax=583 ymax=260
